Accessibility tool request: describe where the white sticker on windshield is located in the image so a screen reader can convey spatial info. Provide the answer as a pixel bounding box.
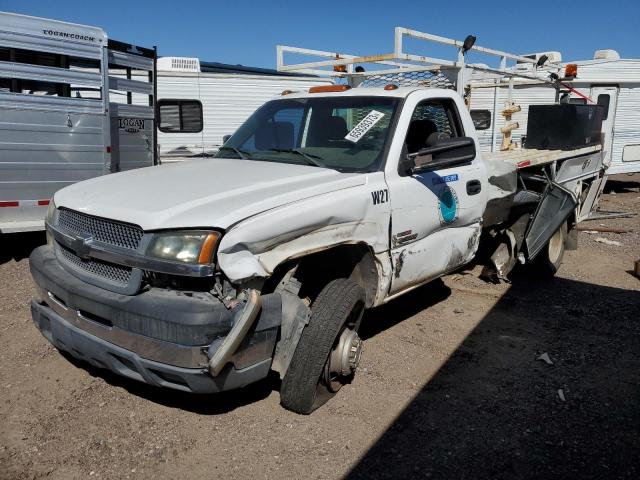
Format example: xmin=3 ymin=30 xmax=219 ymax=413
xmin=344 ymin=110 xmax=385 ymax=143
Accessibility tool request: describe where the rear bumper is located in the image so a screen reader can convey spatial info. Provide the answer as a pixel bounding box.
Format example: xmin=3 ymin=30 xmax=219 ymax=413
xmin=29 ymin=245 xmax=281 ymax=393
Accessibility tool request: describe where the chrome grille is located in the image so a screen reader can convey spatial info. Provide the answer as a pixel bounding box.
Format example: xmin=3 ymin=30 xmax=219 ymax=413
xmin=58 ymin=208 xmax=144 ymax=250
xmin=59 ymin=245 xmax=132 ymax=285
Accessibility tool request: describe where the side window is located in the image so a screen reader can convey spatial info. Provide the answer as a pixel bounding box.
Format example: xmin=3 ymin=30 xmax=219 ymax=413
xmin=597 ymin=94 xmax=610 ymax=120
xmin=158 ymin=100 xmax=203 ymax=133
xmin=405 ymin=99 xmax=463 ymax=154
xmin=470 ymin=110 xmax=491 ymax=130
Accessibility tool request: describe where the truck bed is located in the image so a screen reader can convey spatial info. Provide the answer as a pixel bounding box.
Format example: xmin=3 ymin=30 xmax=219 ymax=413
xmin=484 ymin=145 xmax=601 ymax=170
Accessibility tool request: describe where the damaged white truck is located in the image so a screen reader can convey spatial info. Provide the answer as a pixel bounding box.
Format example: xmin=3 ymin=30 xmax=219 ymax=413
xmin=30 ymin=31 xmax=607 ymax=414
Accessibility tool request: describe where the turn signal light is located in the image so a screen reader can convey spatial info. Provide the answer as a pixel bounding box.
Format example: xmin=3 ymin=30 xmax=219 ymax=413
xmin=384 ymin=84 xmax=399 ymax=90
xmin=308 ymin=85 xmax=352 ymax=93
xmin=198 ymin=232 xmax=221 ymax=264
xmin=564 ymin=64 xmax=578 ymax=78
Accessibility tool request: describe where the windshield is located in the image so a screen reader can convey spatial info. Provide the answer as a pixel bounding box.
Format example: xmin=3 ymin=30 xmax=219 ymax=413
xmin=216 ymin=96 xmax=400 ymax=172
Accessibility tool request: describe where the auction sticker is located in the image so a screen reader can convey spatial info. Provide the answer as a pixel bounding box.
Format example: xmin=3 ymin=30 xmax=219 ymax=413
xmin=344 ymin=110 xmax=385 ymax=143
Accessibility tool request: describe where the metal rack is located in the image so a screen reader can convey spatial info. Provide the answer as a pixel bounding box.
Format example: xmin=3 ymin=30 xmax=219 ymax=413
xmin=277 ymin=27 xmax=562 ymax=95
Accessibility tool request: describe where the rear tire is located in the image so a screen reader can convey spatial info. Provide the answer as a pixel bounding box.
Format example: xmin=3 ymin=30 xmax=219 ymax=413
xmin=532 ymin=221 xmax=567 ymax=276
xmin=280 ymin=278 xmax=365 ymax=414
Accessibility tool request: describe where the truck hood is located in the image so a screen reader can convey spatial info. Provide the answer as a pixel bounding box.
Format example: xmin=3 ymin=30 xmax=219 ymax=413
xmin=54 ymin=158 xmax=367 ymax=231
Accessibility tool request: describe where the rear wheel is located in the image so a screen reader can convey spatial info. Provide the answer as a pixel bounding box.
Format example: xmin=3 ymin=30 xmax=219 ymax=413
xmin=532 ymin=221 xmax=567 ymax=276
xmin=280 ymin=278 xmax=365 ymax=414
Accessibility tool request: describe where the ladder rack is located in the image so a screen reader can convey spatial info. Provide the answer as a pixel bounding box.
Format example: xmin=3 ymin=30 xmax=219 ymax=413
xmin=277 ymin=27 xmax=562 ymax=94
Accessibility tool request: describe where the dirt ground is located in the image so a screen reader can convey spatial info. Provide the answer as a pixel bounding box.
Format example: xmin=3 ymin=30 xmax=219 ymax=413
xmin=1 ymin=174 xmax=638 ymax=480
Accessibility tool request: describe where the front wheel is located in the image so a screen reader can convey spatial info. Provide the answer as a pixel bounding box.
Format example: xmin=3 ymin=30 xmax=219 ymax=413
xmin=280 ymin=278 xmax=365 ymax=414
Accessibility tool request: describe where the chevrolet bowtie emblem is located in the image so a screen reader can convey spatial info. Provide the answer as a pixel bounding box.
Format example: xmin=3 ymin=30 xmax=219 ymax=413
xmin=70 ymin=233 xmax=93 ymax=260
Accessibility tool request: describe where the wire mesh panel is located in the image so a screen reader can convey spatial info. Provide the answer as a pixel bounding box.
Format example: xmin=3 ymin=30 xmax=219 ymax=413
xmin=59 ymin=244 xmax=133 ymax=285
xmin=356 ymin=71 xmax=455 ymax=89
xmin=411 ymin=104 xmax=454 ymax=135
xmin=58 ymin=208 xmax=144 ymax=250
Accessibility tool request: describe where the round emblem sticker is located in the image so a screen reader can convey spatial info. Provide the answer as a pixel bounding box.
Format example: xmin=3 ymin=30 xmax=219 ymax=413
xmin=438 ymin=186 xmax=458 ymax=224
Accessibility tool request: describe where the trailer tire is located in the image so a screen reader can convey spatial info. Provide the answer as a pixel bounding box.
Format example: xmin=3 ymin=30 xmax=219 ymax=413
xmin=532 ymin=221 xmax=567 ymax=276
xmin=280 ymin=278 xmax=365 ymax=415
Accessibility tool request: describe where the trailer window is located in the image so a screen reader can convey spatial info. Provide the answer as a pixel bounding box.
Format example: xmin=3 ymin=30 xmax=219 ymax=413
xmin=470 ymin=110 xmax=491 ymax=130
xmin=14 ymin=48 xmax=60 ymax=68
xmin=597 ymin=94 xmax=610 ymax=120
xmin=158 ymin=100 xmax=203 ymax=133
xmin=18 ymin=80 xmax=64 ymax=96
xmin=0 ymin=47 xmax=102 ymax=99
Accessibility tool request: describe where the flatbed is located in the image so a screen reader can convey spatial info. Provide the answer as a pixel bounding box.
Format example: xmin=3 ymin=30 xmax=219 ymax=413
xmin=485 ymin=145 xmax=602 ymax=169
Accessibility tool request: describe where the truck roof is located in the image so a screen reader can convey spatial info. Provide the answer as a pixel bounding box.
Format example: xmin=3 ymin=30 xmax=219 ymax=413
xmin=278 ymin=86 xmax=456 ymax=100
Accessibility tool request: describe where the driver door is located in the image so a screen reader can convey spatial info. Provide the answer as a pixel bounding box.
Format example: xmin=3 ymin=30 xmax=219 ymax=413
xmin=384 ymin=92 xmax=488 ymax=294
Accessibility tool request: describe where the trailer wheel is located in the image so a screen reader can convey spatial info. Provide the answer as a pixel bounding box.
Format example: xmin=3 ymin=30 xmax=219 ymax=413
xmin=280 ymin=278 xmax=365 ymax=414
xmin=532 ymin=221 xmax=567 ymax=276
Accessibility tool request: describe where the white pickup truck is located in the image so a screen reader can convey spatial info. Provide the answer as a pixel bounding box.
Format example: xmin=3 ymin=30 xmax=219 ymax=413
xmin=30 ymin=84 xmax=605 ymax=413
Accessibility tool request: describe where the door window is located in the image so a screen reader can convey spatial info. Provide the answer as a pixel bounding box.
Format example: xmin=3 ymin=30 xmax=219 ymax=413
xmin=405 ymin=99 xmax=463 ymax=154
xmin=597 ymin=94 xmax=610 ymax=120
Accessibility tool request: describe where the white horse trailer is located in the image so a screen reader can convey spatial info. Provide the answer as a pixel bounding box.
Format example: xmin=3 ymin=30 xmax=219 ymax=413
xmin=152 ymin=57 xmax=331 ymax=159
xmin=468 ymin=52 xmax=640 ymax=175
xmin=0 ymin=11 xmax=157 ymax=234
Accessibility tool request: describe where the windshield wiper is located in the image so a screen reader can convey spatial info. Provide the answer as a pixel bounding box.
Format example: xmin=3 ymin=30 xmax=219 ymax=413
xmin=268 ymin=148 xmax=327 ymax=168
xmin=217 ymin=146 xmax=251 ymax=159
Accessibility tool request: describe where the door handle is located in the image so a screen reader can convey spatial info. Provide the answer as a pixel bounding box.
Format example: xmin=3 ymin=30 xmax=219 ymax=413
xmin=466 ymin=180 xmax=481 ymax=195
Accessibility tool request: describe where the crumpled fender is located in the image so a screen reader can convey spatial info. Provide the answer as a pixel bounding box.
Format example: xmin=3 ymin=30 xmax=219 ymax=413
xmin=217 ymin=174 xmax=390 ymax=284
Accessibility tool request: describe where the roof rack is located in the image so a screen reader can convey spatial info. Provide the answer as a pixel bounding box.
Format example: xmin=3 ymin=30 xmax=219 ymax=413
xmin=277 ymin=27 xmax=562 ymax=94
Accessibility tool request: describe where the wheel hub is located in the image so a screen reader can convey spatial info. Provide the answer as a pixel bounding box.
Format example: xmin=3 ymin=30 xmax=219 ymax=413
xmin=328 ymin=328 xmax=363 ymax=380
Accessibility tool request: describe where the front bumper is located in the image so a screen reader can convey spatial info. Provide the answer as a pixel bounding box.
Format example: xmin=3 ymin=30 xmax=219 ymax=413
xmin=29 ymin=246 xmax=280 ymax=393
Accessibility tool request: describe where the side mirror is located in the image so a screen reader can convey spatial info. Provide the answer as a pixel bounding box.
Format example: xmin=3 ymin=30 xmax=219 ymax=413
xmin=222 ymin=134 xmax=232 ymax=144
xmin=407 ymin=137 xmax=476 ymax=174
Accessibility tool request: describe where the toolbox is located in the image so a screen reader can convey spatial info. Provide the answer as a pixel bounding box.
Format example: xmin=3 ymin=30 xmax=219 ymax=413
xmin=525 ymin=104 xmax=604 ymax=150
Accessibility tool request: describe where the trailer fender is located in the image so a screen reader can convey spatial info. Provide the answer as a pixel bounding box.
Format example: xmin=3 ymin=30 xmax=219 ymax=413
xmin=524 ymin=182 xmax=577 ymax=260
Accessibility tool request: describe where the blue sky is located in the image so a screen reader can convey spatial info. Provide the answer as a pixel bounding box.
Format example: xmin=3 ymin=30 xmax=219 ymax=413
xmin=4 ymin=0 xmax=638 ymax=68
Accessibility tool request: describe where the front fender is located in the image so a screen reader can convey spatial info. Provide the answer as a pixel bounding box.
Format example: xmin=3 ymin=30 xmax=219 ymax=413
xmin=217 ymin=176 xmax=390 ymax=284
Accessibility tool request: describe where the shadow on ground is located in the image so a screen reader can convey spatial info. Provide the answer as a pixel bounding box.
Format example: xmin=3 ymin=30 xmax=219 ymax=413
xmin=604 ymin=175 xmax=639 ymax=194
xmin=0 ymin=231 xmax=46 ymax=265
xmin=348 ymin=276 xmax=640 ymax=479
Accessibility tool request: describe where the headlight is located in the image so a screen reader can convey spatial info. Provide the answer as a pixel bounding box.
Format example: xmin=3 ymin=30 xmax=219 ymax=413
xmin=146 ymin=231 xmax=220 ymax=264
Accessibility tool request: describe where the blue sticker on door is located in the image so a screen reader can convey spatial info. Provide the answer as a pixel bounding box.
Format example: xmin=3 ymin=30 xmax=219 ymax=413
xmin=438 ymin=186 xmax=458 ymax=224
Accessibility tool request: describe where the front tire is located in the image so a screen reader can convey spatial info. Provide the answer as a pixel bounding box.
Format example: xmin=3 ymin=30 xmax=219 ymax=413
xmin=280 ymin=278 xmax=365 ymax=414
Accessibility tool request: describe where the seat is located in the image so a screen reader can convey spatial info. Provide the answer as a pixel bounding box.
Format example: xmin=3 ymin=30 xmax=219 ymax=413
xmin=405 ymin=119 xmax=438 ymax=154
xmin=307 ymin=116 xmax=348 ymax=147
xmin=255 ymin=121 xmax=294 ymax=150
